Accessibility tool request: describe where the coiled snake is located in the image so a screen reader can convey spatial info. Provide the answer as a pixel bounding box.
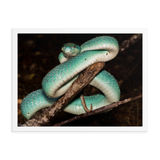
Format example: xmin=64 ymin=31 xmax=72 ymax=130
xmin=20 ymin=36 xmax=120 ymax=120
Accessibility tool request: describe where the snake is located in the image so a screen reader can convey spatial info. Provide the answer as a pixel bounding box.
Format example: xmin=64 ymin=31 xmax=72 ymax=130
xmin=20 ymin=36 xmax=120 ymax=120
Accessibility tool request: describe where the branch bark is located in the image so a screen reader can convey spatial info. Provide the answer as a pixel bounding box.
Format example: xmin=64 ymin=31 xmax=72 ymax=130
xmin=21 ymin=34 xmax=142 ymax=127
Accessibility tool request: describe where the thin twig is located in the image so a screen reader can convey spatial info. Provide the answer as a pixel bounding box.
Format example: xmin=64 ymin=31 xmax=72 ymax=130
xmin=53 ymin=93 xmax=142 ymax=126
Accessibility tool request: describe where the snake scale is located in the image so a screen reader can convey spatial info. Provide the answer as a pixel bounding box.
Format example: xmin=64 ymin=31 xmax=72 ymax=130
xmin=20 ymin=36 xmax=120 ymax=120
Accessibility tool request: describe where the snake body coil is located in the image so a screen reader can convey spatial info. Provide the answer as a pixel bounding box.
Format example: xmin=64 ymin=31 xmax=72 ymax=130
xmin=21 ymin=36 xmax=120 ymax=119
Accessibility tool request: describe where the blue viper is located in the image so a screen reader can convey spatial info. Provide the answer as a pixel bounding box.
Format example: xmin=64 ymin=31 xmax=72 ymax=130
xmin=20 ymin=36 xmax=120 ymax=119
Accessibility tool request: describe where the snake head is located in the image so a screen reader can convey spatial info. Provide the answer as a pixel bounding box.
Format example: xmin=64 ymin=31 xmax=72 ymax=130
xmin=61 ymin=43 xmax=81 ymax=58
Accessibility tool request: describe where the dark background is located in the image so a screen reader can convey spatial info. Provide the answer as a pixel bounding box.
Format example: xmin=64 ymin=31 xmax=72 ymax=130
xmin=18 ymin=34 xmax=142 ymax=126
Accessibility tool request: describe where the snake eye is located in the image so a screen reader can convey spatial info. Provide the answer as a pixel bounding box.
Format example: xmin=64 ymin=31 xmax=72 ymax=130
xmin=71 ymin=45 xmax=76 ymax=49
xmin=62 ymin=46 xmax=65 ymax=50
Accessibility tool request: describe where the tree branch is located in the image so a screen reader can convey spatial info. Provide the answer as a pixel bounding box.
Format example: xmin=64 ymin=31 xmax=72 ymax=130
xmin=53 ymin=93 xmax=142 ymax=126
xmin=119 ymin=34 xmax=142 ymax=52
xmin=21 ymin=34 xmax=142 ymax=127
